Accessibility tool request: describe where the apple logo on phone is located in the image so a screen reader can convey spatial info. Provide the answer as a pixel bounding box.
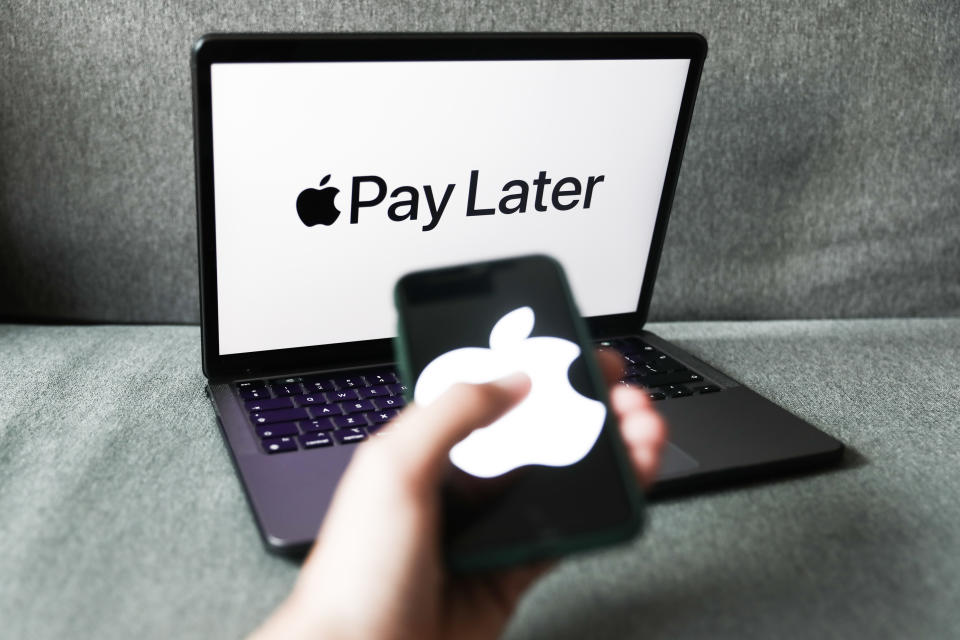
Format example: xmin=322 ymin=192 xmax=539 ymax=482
xmin=414 ymin=306 xmax=606 ymax=479
xmin=296 ymin=175 xmax=340 ymax=227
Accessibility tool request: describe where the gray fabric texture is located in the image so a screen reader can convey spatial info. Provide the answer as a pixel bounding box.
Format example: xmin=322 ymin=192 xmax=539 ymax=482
xmin=0 ymin=318 xmax=958 ymax=639
xmin=1 ymin=2 xmax=959 ymax=323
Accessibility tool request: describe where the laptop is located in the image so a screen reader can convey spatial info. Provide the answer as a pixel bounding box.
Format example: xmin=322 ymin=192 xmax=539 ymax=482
xmin=191 ymin=33 xmax=844 ymax=554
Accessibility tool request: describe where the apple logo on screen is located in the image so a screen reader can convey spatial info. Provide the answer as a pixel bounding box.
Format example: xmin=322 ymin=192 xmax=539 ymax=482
xmin=414 ymin=306 xmax=607 ymax=479
xmin=296 ymin=175 xmax=340 ymax=227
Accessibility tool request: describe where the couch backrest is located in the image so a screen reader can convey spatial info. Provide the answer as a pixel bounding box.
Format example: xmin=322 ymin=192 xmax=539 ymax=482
xmin=1 ymin=2 xmax=957 ymax=323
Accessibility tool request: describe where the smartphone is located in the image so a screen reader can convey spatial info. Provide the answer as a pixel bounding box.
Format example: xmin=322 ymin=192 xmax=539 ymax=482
xmin=393 ymin=254 xmax=643 ymax=572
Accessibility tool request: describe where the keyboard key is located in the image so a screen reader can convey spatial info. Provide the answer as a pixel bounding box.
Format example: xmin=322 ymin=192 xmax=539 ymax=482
xmin=694 ymin=385 xmax=721 ymax=394
xmin=293 ymin=393 xmax=327 ymax=407
xmin=237 ymin=380 xmax=267 ymax=390
xmin=302 ymin=377 xmax=335 ymax=392
xmin=250 ymin=408 xmax=310 ymax=425
xmin=624 ymin=364 xmax=647 ymax=377
xmin=373 ymin=397 xmax=406 ymax=411
xmin=245 ymin=397 xmax=294 ymax=412
xmin=387 ymin=383 xmax=408 ymax=396
xmin=364 ymin=372 xmax=397 ymax=385
xmin=639 ymin=363 xmax=661 ymax=375
xmin=334 ymin=427 xmax=367 ymax=444
xmin=301 ymin=418 xmax=335 ymax=433
xmin=358 ymin=385 xmax=391 ymax=399
xmin=636 ymin=371 xmax=703 ymax=387
xmin=669 ymin=387 xmax=693 ymax=398
xmin=597 ymin=339 xmax=624 ymax=349
xmin=256 ymin=421 xmax=299 ymax=438
xmin=648 ymin=391 xmax=666 ymax=401
xmin=326 ymin=389 xmax=359 ymax=402
xmin=268 ymin=376 xmax=303 ymax=386
xmin=270 ymin=383 xmax=303 ymax=397
xmin=368 ymin=409 xmax=399 ymax=424
xmin=623 ymin=353 xmax=655 ymax=366
xmin=623 ymin=340 xmax=657 ymax=353
xmin=332 ymin=414 xmax=368 ymax=428
xmin=342 ymin=400 xmax=376 ymax=415
xmin=653 ymin=355 xmax=685 ymax=372
xmin=331 ymin=375 xmax=363 ymax=389
xmin=310 ymin=404 xmax=344 ymax=418
xmin=262 ymin=436 xmax=297 ymax=454
xmin=240 ymin=388 xmax=270 ymax=401
xmin=660 ymin=384 xmax=685 ymax=394
xmin=299 ymin=432 xmax=333 ymax=449
xmin=366 ymin=410 xmax=398 ymax=434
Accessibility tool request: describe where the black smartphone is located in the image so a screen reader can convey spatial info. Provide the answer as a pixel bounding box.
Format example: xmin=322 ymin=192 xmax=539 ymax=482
xmin=393 ymin=254 xmax=643 ymax=572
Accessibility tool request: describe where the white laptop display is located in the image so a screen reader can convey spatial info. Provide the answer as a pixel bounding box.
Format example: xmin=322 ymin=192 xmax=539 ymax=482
xmin=210 ymin=58 xmax=688 ymax=354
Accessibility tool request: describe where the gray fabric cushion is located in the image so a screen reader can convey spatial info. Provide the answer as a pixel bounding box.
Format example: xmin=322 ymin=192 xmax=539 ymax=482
xmin=1 ymin=318 xmax=958 ymax=638
xmin=1 ymin=2 xmax=959 ymax=323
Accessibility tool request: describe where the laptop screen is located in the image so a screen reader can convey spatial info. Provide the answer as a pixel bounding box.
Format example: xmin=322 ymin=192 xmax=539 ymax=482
xmin=210 ymin=58 xmax=690 ymax=355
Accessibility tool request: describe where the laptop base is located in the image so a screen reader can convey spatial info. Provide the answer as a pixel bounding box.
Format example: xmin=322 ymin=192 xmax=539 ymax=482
xmin=208 ymin=331 xmax=843 ymax=554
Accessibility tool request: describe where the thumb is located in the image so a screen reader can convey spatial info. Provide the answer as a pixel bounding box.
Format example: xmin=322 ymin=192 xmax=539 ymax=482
xmin=384 ymin=372 xmax=531 ymax=488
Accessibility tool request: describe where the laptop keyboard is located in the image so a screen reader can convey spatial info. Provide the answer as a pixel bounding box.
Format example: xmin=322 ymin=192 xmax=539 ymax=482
xmin=234 ymin=337 xmax=720 ymax=455
xmin=599 ymin=337 xmax=721 ymax=400
xmin=238 ymin=369 xmax=406 ymax=454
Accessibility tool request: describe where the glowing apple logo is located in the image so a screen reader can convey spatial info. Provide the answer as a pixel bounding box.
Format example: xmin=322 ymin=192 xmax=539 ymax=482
xmin=414 ymin=306 xmax=606 ymax=478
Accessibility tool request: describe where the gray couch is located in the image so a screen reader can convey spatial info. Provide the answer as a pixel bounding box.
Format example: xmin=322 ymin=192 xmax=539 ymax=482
xmin=2 ymin=2 xmax=958 ymax=639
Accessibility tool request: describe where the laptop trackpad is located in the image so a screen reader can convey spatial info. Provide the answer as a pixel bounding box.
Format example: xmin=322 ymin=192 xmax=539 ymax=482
xmin=656 ymin=441 xmax=700 ymax=479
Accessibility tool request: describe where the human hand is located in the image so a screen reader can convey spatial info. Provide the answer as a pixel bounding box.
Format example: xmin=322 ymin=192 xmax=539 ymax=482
xmin=250 ymin=349 xmax=666 ymax=640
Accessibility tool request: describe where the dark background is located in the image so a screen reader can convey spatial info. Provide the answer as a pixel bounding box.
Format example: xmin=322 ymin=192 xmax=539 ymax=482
xmin=1 ymin=1 xmax=957 ymax=323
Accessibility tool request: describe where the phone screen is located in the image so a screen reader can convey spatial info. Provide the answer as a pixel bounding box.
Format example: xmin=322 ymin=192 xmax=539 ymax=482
xmin=394 ymin=255 xmax=641 ymax=569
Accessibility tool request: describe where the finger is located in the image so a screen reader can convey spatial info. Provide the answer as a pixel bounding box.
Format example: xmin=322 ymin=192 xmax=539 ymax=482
xmin=619 ymin=408 xmax=667 ymax=486
xmin=609 ymin=383 xmax=653 ymax=417
xmin=385 ymin=373 xmax=531 ymax=487
xmin=618 ymin=396 xmax=666 ymax=448
xmin=595 ymin=348 xmax=626 ymax=387
xmin=608 ymin=383 xmax=667 ymax=486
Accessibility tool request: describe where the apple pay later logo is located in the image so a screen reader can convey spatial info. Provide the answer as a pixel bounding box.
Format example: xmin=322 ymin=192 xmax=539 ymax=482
xmin=296 ymin=170 xmax=605 ymax=232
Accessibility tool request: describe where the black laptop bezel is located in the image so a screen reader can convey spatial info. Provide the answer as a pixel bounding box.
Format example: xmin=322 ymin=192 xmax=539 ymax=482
xmin=192 ymin=32 xmax=707 ymax=380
